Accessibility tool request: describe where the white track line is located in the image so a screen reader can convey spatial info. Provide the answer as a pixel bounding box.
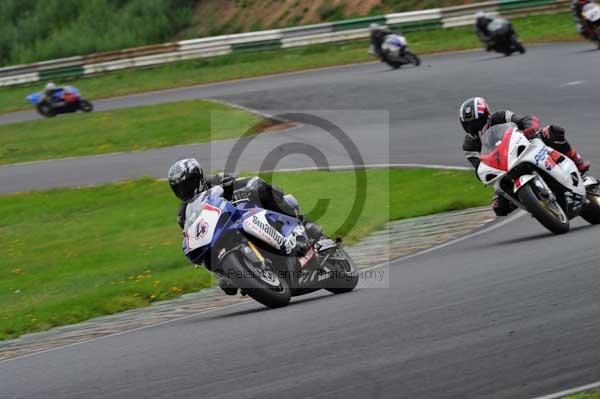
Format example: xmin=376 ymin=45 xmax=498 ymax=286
xmin=531 ymin=381 xmax=600 ymax=399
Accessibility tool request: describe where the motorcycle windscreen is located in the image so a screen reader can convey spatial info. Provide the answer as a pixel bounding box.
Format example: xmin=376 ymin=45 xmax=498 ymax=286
xmin=479 ymin=124 xmax=517 ymax=171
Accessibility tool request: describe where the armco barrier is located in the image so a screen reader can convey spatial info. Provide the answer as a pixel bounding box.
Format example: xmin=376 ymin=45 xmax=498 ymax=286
xmin=281 ymin=28 xmax=370 ymax=48
xmin=331 ymin=15 xmax=387 ymax=31
xmin=0 ymin=0 xmax=574 ymax=87
xmin=498 ymin=0 xmax=555 ymax=11
xmin=387 ymin=9 xmax=442 ymax=32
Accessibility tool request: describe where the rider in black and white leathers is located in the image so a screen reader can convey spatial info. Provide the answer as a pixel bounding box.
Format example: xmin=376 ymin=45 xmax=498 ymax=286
xmin=176 ymin=172 xmax=299 ymax=229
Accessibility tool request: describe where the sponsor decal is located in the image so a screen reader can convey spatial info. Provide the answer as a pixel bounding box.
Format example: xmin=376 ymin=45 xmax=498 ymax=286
xmin=298 ymin=246 xmax=316 ymax=268
xmin=534 ymin=147 xmax=550 ymax=166
xmin=544 ymin=156 xmax=556 ymax=171
xmin=196 ymin=219 xmax=209 ymax=238
xmin=283 ymin=224 xmax=305 ymax=254
xmin=251 ymin=215 xmax=285 ymax=248
xmin=515 ymin=178 xmax=523 ymax=190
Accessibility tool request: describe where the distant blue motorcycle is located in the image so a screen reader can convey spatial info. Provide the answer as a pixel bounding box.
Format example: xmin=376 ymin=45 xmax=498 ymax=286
xmin=182 ymin=186 xmax=358 ymax=308
xmin=26 ymin=86 xmax=93 ymax=117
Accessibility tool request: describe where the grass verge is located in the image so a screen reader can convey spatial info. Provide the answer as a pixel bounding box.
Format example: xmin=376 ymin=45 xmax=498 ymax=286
xmin=568 ymin=389 xmax=600 ymax=398
xmin=0 ymin=99 xmax=269 ymax=165
xmin=0 ymin=168 xmax=491 ymax=340
xmin=0 ymin=12 xmax=579 ymax=115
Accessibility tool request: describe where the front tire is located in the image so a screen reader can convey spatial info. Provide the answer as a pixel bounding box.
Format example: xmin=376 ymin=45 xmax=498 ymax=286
xmin=325 ymin=247 xmax=359 ymax=295
xmin=405 ymin=50 xmax=421 ymax=66
xmin=517 ymin=181 xmax=570 ymax=234
xmin=36 ymin=102 xmax=55 ymax=117
xmin=220 ymin=252 xmax=291 ymax=309
xmin=80 ymin=100 xmax=93 ymax=112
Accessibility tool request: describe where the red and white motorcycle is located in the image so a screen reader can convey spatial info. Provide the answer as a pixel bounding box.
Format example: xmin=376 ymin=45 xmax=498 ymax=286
xmin=477 ymin=123 xmax=600 ymax=234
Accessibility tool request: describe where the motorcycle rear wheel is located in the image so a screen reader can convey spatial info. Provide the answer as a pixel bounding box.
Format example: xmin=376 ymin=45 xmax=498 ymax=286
xmin=517 ymin=181 xmax=570 ymax=234
xmin=580 ymin=191 xmax=600 ymax=224
xmin=220 ymin=252 xmax=291 ymax=309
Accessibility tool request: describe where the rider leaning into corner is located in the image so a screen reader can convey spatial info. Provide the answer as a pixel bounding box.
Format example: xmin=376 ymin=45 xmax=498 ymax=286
xmin=571 ymin=0 xmax=599 ymax=43
xmin=369 ymin=23 xmax=394 ymax=57
xmin=474 ymin=11 xmax=519 ymax=51
xmin=459 ymin=97 xmax=592 ymax=216
xmin=474 ymin=11 xmax=495 ymax=51
xmin=168 ymin=158 xmax=323 ymax=295
xmin=41 ymin=82 xmax=63 ymax=104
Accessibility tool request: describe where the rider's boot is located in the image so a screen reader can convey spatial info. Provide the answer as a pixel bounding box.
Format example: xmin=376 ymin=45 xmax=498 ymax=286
xmin=218 ymin=276 xmax=238 ymax=296
xmin=567 ymin=148 xmax=592 ymax=174
xmin=492 ymin=193 xmax=517 ymax=217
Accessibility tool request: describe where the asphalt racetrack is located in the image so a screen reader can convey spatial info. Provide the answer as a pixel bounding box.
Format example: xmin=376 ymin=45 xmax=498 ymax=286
xmin=2 ymin=42 xmax=600 ymax=398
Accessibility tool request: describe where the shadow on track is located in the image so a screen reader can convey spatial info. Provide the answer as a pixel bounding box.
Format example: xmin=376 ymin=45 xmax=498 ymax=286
xmin=572 ymin=47 xmax=600 ymax=54
xmin=195 ymin=291 xmax=343 ymax=322
xmin=471 ymin=54 xmax=521 ymax=62
xmin=490 ymin=222 xmax=597 ymax=247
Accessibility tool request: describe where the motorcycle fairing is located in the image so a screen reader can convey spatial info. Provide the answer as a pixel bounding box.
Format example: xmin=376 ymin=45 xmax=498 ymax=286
xmin=184 ymin=203 xmax=222 ymax=252
xmin=382 ymin=34 xmax=407 ymax=53
xmin=26 ymin=86 xmax=82 ymax=105
xmin=478 ymin=125 xmax=587 ymax=217
xmin=241 ymin=208 xmax=306 ymax=253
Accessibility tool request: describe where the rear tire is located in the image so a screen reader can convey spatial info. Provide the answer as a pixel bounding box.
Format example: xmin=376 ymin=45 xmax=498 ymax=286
xmin=517 ymin=182 xmax=570 ymax=235
xmin=580 ymin=192 xmax=600 ymax=224
xmin=220 ymin=252 xmax=291 ymax=309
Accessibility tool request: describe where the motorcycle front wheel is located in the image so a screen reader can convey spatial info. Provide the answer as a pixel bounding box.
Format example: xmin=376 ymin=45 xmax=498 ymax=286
xmin=219 ymin=252 xmax=291 ymax=309
xmin=324 ymin=247 xmax=359 ymax=295
xmin=517 ymin=180 xmax=570 ymax=234
xmin=36 ymin=102 xmax=55 ymax=117
xmin=80 ymin=100 xmax=93 ymax=113
xmin=405 ymin=50 xmax=421 ymax=66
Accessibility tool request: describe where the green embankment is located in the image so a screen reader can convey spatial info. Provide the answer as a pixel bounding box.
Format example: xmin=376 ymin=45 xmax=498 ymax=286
xmin=0 ymin=12 xmax=578 ymax=115
xmin=0 ymin=100 xmax=268 ymax=165
xmin=567 ymin=389 xmax=600 ymax=399
xmin=0 ymin=168 xmax=491 ymax=340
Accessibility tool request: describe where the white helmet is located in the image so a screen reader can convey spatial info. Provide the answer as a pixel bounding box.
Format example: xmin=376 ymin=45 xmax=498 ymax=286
xmin=370 ymin=23 xmax=383 ymax=32
xmin=475 ymin=11 xmax=487 ymax=19
xmin=45 ymin=82 xmax=57 ymax=91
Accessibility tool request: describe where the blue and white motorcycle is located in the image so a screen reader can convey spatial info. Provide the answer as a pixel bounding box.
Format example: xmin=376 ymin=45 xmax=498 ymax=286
xmin=182 ymin=186 xmax=359 ymax=308
xmin=371 ymin=34 xmax=421 ymax=69
xmin=26 ymin=86 xmax=93 ymax=117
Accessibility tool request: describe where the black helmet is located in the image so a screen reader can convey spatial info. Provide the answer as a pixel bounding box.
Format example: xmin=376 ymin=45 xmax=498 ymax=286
xmin=168 ymin=158 xmax=205 ymax=202
xmin=459 ymin=97 xmax=491 ymax=138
